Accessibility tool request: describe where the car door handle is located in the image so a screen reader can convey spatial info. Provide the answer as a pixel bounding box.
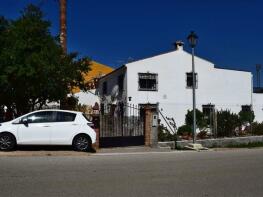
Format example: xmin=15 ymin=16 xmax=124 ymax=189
xmin=72 ymin=124 xmax=78 ymax=126
xmin=43 ymin=125 xmax=50 ymax=127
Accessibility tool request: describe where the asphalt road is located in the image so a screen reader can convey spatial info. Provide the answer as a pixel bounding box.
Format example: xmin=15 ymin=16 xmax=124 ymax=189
xmin=0 ymin=149 xmax=263 ymax=197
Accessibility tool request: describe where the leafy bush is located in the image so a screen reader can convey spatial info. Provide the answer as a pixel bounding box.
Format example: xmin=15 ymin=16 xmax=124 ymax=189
xmin=251 ymin=122 xmax=263 ymax=135
xmin=197 ymin=131 xmax=208 ymax=139
xmin=239 ymin=110 xmax=255 ymax=124
xmin=216 ymin=110 xmax=240 ymax=137
xmin=185 ymin=109 xmax=207 ymax=129
xmin=158 ymin=125 xmax=176 ymax=141
xmin=177 ymin=124 xmax=192 ymax=136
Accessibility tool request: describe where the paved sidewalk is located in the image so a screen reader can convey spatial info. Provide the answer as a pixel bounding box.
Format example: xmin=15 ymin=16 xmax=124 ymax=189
xmin=97 ymin=146 xmax=172 ymax=154
xmin=0 ymin=146 xmax=173 ymax=157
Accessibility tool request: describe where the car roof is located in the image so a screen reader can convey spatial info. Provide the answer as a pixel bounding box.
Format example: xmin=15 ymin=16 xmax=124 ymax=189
xmin=31 ymin=109 xmax=82 ymax=114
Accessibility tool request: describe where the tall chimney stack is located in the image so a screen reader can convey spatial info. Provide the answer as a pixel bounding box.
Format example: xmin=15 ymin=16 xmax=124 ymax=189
xmin=174 ymin=40 xmax=184 ymax=51
xmin=60 ymin=0 xmax=67 ymax=53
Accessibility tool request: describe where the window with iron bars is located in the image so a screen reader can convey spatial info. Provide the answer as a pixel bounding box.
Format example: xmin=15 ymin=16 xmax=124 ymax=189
xmin=186 ymin=72 xmax=198 ymax=88
xmin=138 ymin=73 xmax=158 ymax=91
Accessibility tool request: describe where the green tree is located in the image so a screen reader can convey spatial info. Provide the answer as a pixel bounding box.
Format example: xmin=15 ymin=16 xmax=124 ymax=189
xmin=0 ymin=5 xmax=91 ymax=115
xmin=185 ymin=109 xmax=207 ymax=129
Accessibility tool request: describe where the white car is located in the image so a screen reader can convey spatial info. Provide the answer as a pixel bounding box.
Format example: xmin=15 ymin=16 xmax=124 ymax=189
xmin=0 ymin=109 xmax=96 ymax=151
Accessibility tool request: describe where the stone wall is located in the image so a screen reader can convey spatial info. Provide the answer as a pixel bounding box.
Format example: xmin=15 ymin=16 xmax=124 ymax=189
xmin=176 ymin=136 xmax=263 ymax=149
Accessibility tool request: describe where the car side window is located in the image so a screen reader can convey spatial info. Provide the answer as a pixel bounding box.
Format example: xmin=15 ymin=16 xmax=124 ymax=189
xmin=56 ymin=112 xmax=76 ymax=122
xmin=23 ymin=111 xmax=56 ymax=123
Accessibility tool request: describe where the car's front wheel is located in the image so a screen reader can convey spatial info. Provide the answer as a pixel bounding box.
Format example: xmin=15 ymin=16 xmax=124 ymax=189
xmin=0 ymin=133 xmax=16 ymax=151
xmin=72 ymin=134 xmax=90 ymax=152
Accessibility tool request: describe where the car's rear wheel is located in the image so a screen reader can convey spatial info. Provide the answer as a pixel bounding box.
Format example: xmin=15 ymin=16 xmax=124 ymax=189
xmin=72 ymin=134 xmax=90 ymax=152
xmin=0 ymin=133 xmax=16 ymax=151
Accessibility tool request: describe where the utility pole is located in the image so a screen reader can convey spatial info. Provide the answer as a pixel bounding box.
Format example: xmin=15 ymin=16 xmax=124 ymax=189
xmin=59 ymin=0 xmax=67 ymax=110
xmin=187 ymin=31 xmax=198 ymax=144
xmin=60 ymin=0 xmax=67 ymax=53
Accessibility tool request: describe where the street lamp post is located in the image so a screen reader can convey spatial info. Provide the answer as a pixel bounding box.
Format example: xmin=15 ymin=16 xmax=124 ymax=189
xmin=187 ymin=31 xmax=198 ymax=144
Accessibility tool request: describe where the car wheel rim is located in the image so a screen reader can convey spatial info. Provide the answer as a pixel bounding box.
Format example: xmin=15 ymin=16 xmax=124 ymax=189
xmin=76 ymin=137 xmax=89 ymax=150
xmin=0 ymin=136 xmax=12 ymax=150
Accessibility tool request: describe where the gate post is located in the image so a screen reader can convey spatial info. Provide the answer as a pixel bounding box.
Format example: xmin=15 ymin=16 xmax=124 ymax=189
xmin=144 ymin=105 xmax=158 ymax=147
xmin=92 ymin=103 xmax=100 ymax=149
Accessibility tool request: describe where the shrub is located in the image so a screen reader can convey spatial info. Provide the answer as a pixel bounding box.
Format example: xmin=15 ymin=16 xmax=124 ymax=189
xmin=197 ymin=131 xmax=208 ymax=139
xmin=239 ymin=110 xmax=255 ymax=124
xmin=185 ymin=109 xmax=207 ymax=129
xmin=252 ymin=122 xmax=263 ymax=135
xmin=158 ymin=125 xmax=176 ymax=141
xmin=216 ymin=110 xmax=240 ymax=137
xmin=177 ymin=124 xmax=192 ymax=136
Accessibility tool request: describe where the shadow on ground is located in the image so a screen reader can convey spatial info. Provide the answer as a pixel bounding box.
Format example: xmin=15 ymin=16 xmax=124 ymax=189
xmin=16 ymin=145 xmax=96 ymax=153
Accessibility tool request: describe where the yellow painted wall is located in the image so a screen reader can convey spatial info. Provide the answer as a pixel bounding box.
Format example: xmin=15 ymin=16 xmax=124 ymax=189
xmin=72 ymin=61 xmax=114 ymax=93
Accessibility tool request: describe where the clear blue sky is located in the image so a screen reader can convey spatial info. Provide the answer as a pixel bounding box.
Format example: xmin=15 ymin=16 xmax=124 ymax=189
xmin=0 ymin=0 xmax=262 ymax=82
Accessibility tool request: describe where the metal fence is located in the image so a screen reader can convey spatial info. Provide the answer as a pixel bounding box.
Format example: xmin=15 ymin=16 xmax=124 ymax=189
xmin=99 ymin=103 xmax=144 ymax=147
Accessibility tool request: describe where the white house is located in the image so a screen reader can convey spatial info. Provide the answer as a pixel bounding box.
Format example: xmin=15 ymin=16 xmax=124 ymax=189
xmin=98 ymin=41 xmax=263 ymax=129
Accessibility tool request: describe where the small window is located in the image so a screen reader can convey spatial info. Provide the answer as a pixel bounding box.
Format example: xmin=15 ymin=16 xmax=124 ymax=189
xmin=118 ymin=75 xmax=124 ymax=92
xmin=138 ymin=73 xmax=158 ymax=91
xmin=202 ymin=105 xmax=215 ymax=117
xmin=186 ymin=72 xmax=198 ymax=88
xmin=202 ymin=104 xmax=215 ymax=125
xmin=102 ymin=81 xmax=107 ymax=95
xmin=241 ymin=105 xmax=251 ymax=112
xmin=23 ymin=111 xmax=56 ymax=123
xmin=56 ymin=112 xmax=76 ymax=122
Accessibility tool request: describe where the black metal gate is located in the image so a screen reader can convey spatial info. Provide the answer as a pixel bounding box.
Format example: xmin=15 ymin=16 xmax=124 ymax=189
xmin=99 ymin=103 xmax=144 ymax=148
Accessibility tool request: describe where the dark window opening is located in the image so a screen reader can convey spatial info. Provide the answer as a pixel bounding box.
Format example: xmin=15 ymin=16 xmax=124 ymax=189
xmin=186 ymin=72 xmax=198 ymax=88
xmin=241 ymin=105 xmax=252 ymax=112
xmin=138 ymin=73 xmax=158 ymax=91
xmin=202 ymin=104 xmax=215 ymax=125
xmin=102 ymin=81 xmax=107 ymax=95
xmin=118 ymin=75 xmax=124 ymax=92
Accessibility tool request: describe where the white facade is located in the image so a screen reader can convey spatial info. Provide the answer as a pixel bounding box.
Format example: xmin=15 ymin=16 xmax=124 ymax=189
xmin=253 ymin=93 xmax=263 ymax=122
xmin=74 ymin=89 xmax=100 ymax=106
xmin=98 ymin=42 xmax=263 ymax=127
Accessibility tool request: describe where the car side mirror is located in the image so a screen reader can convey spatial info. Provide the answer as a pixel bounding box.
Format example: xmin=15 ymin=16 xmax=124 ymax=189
xmin=22 ymin=118 xmax=29 ymax=126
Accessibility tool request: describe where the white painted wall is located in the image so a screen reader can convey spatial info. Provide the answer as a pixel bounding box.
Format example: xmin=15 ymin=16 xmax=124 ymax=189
xmin=74 ymin=89 xmax=100 ymax=106
xmin=253 ymin=93 xmax=263 ymax=122
xmin=99 ymin=44 xmax=262 ymax=128
xmin=125 ymin=46 xmax=253 ymax=127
